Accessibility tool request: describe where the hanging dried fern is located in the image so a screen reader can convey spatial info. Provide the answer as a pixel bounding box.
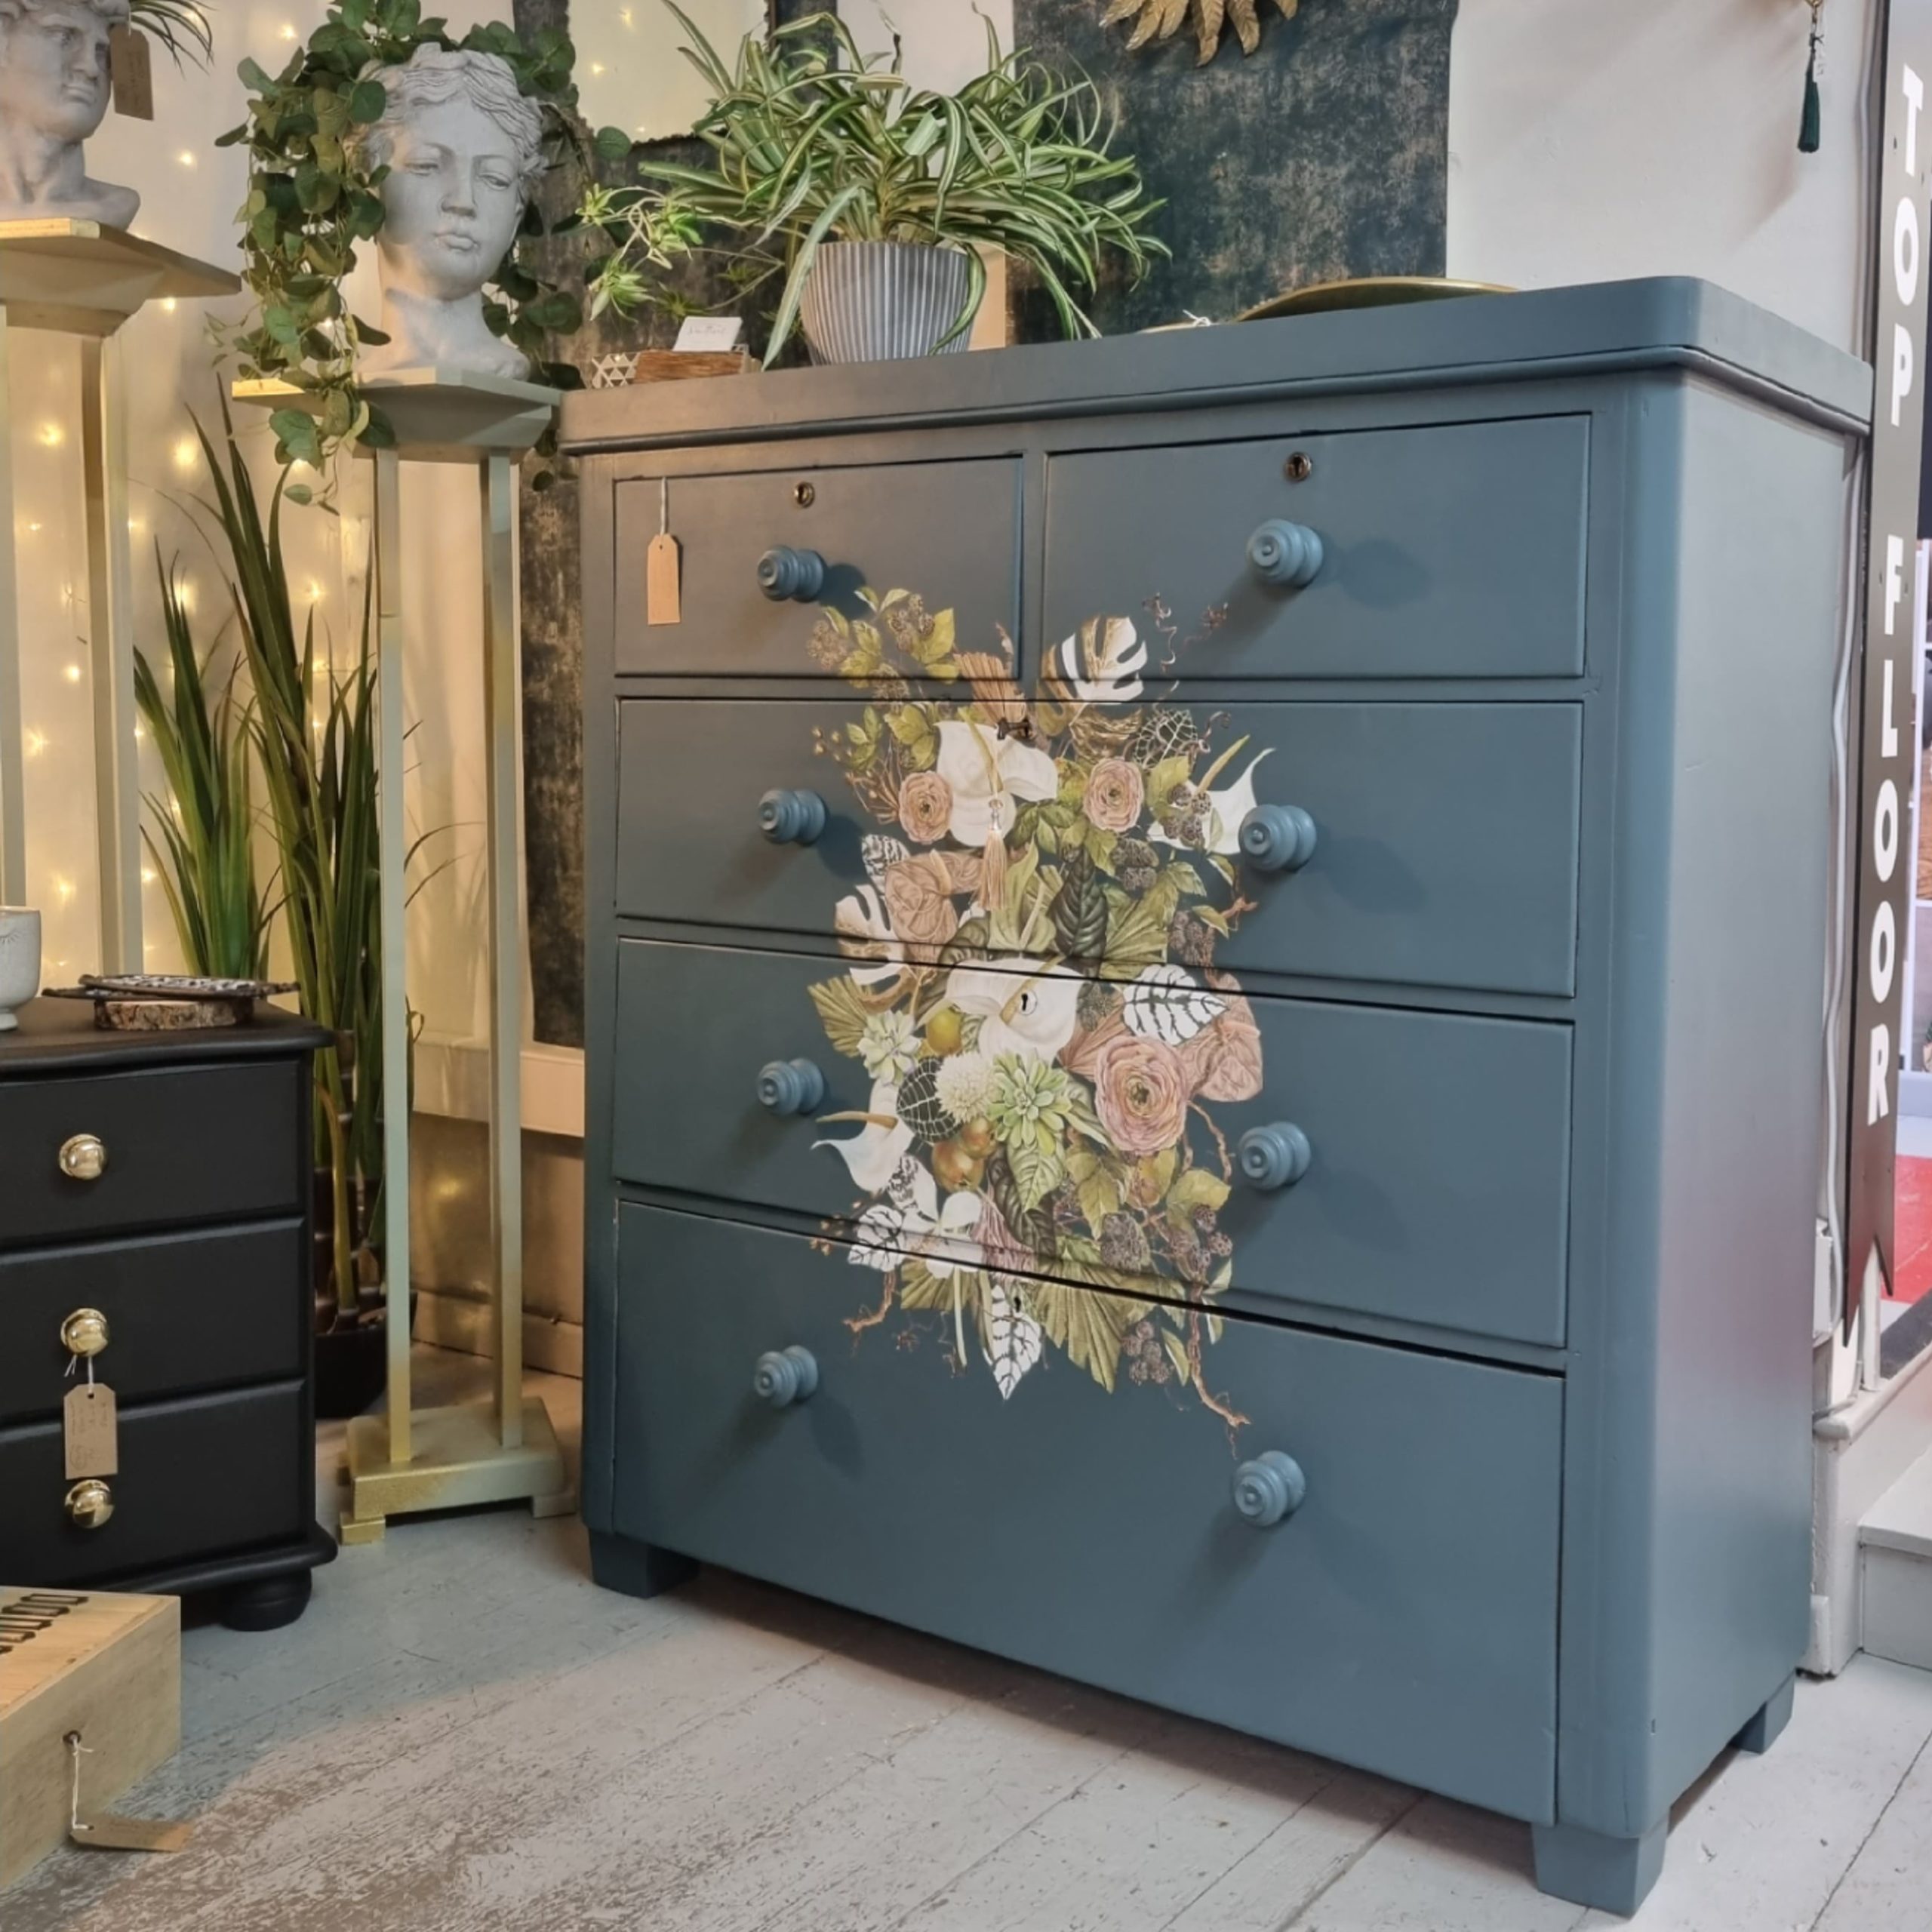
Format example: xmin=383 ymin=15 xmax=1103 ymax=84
xmin=1099 ymin=0 xmax=1300 ymax=66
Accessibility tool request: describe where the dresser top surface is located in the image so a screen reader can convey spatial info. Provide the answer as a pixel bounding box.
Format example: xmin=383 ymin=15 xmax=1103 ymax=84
xmin=0 ymin=997 xmax=330 ymax=1075
xmin=559 ymin=276 xmax=1872 ymax=456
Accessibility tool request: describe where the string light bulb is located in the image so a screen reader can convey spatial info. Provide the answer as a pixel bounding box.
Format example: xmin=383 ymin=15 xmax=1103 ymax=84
xmin=23 ymin=729 xmax=46 ymax=757
xmin=37 ymin=423 xmax=61 ymax=448
xmin=63 ymin=664 xmax=81 ymax=684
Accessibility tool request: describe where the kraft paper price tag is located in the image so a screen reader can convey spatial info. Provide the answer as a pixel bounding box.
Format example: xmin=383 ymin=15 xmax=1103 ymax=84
xmin=64 ymin=1383 xmax=118 ymax=1479
xmin=646 ymin=531 xmax=681 ymax=626
xmin=108 ymin=25 xmax=153 ymax=120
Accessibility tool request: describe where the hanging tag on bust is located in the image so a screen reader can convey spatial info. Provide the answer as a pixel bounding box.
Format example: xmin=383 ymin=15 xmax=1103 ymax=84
xmin=647 ymin=477 xmax=681 ymax=626
xmin=109 ymin=25 xmax=154 ymax=122
xmin=64 ymin=1382 xmax=118 ymax=1480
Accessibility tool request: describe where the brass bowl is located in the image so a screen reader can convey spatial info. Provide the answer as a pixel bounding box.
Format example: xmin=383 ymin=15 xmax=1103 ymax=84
xmin=1236 ymin=275 xmax=1513 ymax=322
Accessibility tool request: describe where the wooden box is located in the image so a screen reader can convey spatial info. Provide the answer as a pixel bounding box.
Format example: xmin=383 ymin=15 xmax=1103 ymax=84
xmin=0 ymin=1586 xmax=180 ymax=1888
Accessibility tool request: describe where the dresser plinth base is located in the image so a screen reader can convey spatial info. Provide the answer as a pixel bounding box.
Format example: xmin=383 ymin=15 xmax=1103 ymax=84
xmin=1732 ymin=1673 xmax=1795 ymax=1754
xmin=339 ymin=1398 xmax=573 ymax=1545
xmin=1531 ymin=1818 xmax=1666 ymax=1918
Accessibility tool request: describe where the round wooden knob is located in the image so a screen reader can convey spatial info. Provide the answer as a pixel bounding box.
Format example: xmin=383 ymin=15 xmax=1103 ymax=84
xmin=1238 ymin=803 xmax=1318 ymax=873
xmin=1238 ymin=1122 xmax=1312 ymax=1192
xmin=758 ymin=788 xmax=828 ymax=844
xmin=58 ymin=1133 xmax=106 ymax=1182
xmin=758 ymin=1058 xmax=826 ymax=1115
xmin=65 ymin=1478 xmax=114 ymax=1530
xmin=753 ymin=1346 xmax=819 ymax=1407
xmin=60 ymin=1308 xmax=109 ymax=1358
xmin=1247 ymin=518 xmax=1324 ymax=588
xmin=1232 ymin=1451 xmax=1306 ymax=1527
xmin=756 ymin=546 xmax=827 ymax=601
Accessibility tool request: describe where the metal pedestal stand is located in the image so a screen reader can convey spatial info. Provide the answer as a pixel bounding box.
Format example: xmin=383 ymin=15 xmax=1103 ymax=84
xmin=238 ymin=368 xmax=572 ymax=1542
xmin=0 ymin=219 xmax=238 ymax=968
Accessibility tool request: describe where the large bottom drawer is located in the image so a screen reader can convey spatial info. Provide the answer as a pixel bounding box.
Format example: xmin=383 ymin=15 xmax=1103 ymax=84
xmin=0 ymin=1382 xmax=307 ymax=1585
xmin=610 ymin=1202 xmax=1563 ymax=1822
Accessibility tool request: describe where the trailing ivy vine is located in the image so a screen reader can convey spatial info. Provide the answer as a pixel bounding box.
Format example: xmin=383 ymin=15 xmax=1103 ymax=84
xmin=216 ymin=0 xmax=587 ymax=475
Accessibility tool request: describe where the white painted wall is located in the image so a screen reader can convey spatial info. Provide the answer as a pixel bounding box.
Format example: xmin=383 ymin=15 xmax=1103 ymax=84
xmin=1447 ymin=0 xmax=1879 ymax=356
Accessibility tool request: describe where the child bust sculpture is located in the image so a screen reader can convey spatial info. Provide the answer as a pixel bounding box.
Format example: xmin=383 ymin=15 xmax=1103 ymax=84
xmin=352 ymin=47 xmax=545 ymax=380
xmin=0 ymin=0 xmax=139 ymax=227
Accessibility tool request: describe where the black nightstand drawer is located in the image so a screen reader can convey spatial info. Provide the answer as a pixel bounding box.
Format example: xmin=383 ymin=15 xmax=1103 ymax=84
xmin=0 ymin=1060 xmax=306 ymax=1250
xmin=0 ymin=1382 xmax=307 ymax=1586
xmin=0 ymin=1221 xmax=307 ymax=1425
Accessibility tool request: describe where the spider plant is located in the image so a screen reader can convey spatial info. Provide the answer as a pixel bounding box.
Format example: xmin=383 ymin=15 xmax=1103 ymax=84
xmin=129 ymin=0 xmax=215 ymax=68
xmin=582 ymin=6 xmax=1167 ymax=363
xmin=132 ymin=556 xmax=274 ymax=981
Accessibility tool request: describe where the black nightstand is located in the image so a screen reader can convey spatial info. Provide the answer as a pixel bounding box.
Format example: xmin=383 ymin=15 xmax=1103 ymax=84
xmin=0 ymin=998 xmax=336 ymax=1629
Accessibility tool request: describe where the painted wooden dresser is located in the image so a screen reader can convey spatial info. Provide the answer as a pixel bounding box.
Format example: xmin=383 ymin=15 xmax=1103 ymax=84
xmin=0 ymin=998 xmax=335 ymax=1629
xmin=562 ymin=279 xmax=1869 ymax=1915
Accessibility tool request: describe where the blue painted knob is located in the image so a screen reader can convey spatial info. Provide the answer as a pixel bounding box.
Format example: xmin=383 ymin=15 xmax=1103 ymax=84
xmin=1238 ymin=803 xmax=1318 ymax=872
xmin=753 ymin=1346 xmax=819 ymax=1407
xmin=758 ymin=787 xmax=827 ymax=844
xmin=758 ymin=1057 xmax=825 ymax=1115
xmin=1232 ymin=1450 xmax=1306 ymax=1527
xmin=757 ymin=546 xmax=827 ymax=601
xmin=1238 ymin=1122 xmax=1312 ymax=1192
xmin=1246 ymin=518 xmax=1324 ymax=588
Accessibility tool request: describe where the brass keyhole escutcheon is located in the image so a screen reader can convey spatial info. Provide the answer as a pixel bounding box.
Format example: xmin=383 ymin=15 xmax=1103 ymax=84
xmin=65 ymin=1478 xmax=113 ymax=1529
xmin=793 ymin=481 xmax=816 ymax=507
xmin=1284 ymin=451 xmax=1313 ymax=482
xmin=58 ymin=1134 xmax=106 ymax=1182
xmin=60 ymin=1308 xmax=109 ymax=1358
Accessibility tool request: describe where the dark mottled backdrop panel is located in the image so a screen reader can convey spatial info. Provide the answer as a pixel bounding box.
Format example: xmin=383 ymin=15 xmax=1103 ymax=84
xmin=1009 ymin=0 xmax=1457 ymax=334
xmin=513 ymin=0 xmax=1455 ymax=1044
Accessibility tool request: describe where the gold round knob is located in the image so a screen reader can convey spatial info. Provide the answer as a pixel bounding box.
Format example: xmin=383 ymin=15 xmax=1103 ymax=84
xmin=64 ymin=1479 xmax=113 ymax=1530
xmin=58 ymin=1134 xmax=106 ymax=1182
xmin=60 ymin=1308 xmax=109 ymax=1358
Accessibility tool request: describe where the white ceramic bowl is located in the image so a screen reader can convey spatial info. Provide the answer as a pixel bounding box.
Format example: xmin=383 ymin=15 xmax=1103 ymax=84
xmin=0 ymin=907 xmax=42 ymax=1030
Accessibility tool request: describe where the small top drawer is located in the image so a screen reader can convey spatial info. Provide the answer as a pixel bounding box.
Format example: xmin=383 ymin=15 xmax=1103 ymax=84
xmin=614 ymin=459 xmax=1020 ymax=680
xmin=1042 ymin=417 xmax=1589 ymax=682
xmin=0 ymin=1060 xmax=306 ymax=1251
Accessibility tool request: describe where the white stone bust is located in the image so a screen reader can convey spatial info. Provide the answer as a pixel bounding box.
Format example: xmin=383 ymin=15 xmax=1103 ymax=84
xmin=351 ymin=47 xmax=544 ymax=380
xmin=0 ymin=0 xmax=138 ymax=228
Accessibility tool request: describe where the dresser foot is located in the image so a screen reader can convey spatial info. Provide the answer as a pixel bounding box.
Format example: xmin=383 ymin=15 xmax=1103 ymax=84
xmin=1733 ymin=1673 xmax=1795 ymax=1753
xmin=590 ymin=1531 xmax=696 ymax=1598
xmin=220 ymin=1567 xmax=314 ymax=1632
xmin=1531 ymin=1818 xmax=1666 ymax=1916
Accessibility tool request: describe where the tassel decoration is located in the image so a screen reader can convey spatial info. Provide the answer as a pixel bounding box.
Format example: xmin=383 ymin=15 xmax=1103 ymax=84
xmin=1800 ymin=2 xmax=1823 ymax=154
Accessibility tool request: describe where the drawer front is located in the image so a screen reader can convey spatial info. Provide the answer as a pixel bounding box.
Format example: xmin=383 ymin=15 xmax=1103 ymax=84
xmin=0 ymin=1383 xmax=306 ymax=1586
xmin=614 ymin=460 xmax=1020 ymax=679
xmin=611 ymin=1204 xmax=1562 ymax=1822
xmin=1043 ymin=417 xmax=1588 ymax=681
xmin=614 ymin=940 xmax=1573 ymax=1347
xmin=0 ymin=1060 xmax=306 ymax=1250
xmin=616 ymin=698 xmax=1581 ymax=998
xmin=0 ymin=1221 xmax=306 ymax=1425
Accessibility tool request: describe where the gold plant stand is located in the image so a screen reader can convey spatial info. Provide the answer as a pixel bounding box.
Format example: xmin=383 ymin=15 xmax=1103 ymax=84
xmin=0 ymin=220 xmax=238 ymax=969
xmin=236 ymin=369 xmax=572 ymax=1543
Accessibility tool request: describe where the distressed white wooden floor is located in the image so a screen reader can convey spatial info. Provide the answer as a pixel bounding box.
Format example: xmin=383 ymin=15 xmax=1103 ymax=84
xmin=10 ymin=1347 xmax=1932 ymax=1931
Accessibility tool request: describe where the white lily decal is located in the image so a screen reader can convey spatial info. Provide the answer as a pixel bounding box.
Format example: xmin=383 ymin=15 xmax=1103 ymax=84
xmin=814 ymin=1079 xmax=913 ymax=1193
xmin=850 ymin=1158 xmax=984 ymax=1278
xmin=1051 ymin=615 xmax=1147 ymax=704
xmin=832 ymin=884 xmax=905 ymax=986
xmin=1152 ymin=747 xmax=1272 ymax=857
xmin=945 ymin=960 xmax=1081 ymax=1061
xmin=935 ymin=720 xmax=1058 ymax=845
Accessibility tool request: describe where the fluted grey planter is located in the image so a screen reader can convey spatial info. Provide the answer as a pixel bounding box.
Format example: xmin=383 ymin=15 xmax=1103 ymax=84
xmin=798 ymin=242 xmax=979 ymax=365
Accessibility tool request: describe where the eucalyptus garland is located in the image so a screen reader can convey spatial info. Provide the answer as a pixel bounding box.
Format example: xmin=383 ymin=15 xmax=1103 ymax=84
xmin=216 ymin=0 xmax=586 ymax=473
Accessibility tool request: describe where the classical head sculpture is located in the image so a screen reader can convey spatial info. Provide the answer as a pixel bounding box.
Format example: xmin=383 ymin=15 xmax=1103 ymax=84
xmin=0 ymin=0 xmax=139 ymax=227
xmin=351 ymin=47 xmax=545 ymax=380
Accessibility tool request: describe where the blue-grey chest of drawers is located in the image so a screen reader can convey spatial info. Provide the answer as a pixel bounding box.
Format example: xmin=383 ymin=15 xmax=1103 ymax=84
xmin=562 ymin=278 xmax=1871 ymax=1916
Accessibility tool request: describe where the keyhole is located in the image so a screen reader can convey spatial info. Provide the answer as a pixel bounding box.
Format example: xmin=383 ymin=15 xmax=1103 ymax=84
xmin=793 ymin=481 xmax=816 ymax=507
xmin=1284 ymin=451 xmax=1313 ymax=482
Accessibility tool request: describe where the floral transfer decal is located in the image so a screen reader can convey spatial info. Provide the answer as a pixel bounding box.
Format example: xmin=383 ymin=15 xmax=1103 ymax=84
xmin=805 ymin=589 xmax=1261 ymax=1426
